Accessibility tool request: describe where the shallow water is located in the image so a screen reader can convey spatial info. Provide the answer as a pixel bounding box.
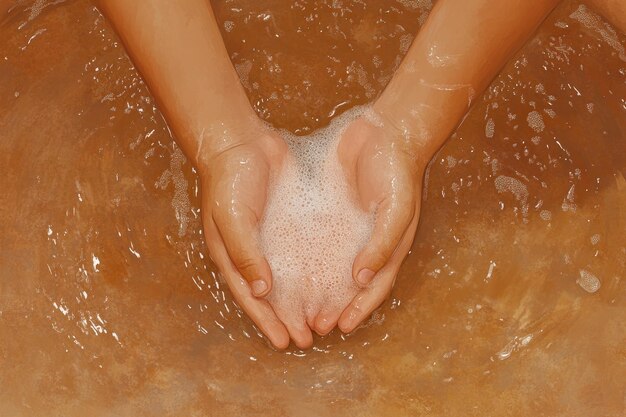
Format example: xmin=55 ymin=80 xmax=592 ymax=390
xmin=0 ymin=0 xmax=624 ymax=416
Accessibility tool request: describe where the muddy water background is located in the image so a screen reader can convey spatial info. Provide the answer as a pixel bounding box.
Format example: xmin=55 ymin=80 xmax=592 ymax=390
xmin=1 ymin=0 xmax=625 ymax=416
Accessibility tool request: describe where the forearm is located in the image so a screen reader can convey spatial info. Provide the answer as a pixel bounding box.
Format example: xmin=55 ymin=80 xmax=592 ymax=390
xmin=374 ymin=0 xmax=561 ymax=161
xmin=96 ymin=0 xmax=257 ymax=168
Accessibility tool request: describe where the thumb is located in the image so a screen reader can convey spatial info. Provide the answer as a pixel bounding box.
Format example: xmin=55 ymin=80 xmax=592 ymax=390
xmin=352 ymin=194 xmax=415 ymax=287
xmin=212 ymin=204 xmax=272 ymax=297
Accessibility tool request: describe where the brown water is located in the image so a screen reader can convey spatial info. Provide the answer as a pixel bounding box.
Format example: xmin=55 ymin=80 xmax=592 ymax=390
xmin=1 ymin=0 xmax=625 ymax=416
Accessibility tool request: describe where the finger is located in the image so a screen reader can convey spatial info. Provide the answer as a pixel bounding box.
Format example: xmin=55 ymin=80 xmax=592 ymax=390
xmin=273 ymin=307 xmax=314 ymax=350
xmin=338 ymin=275 xmax=394 ymax=334
xmin=229 ymin=275 xmax=291 ymax=349
xmin=352 ymin=192 xmax=415 ymax=287
xmin=313 ymin=308 xmax=343 ymax=336
xmin=212 ymin=203 xmax=272 ymax=297
xmin=340 ymin=213 xmax=418 ymax=333
xmin=284 ymin=319 xmax=314 ymax=350
xmin=204 ymin=216 xmax=290 ymax=349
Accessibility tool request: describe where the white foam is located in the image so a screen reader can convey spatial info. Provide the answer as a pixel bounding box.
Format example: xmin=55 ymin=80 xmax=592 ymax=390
xmin=570 ymin=4 xmax=626 ymax=62
xmin=577 ymin=269 xmax=601 ymax=293
xmin=527 ymin=111 xmax=545 ymax=133
xmin=494 ymin=175 xmax=529 ymax=220
xmin=539 ymin=209 xmax=552 ymax=221
xmin=261 ymin=108 xmax=373 ymax=327
xmin=155 ymin=146 xmax=191 ymax=237
xmin=485 ymin=118 xmax=495 ymax=138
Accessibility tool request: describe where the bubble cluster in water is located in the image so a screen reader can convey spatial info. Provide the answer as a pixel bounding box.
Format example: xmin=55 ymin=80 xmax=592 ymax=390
xmin=569 ymin=4 xmax=626 ymax=62
xmin=494 ymin=175 xmax=529 ymax=220
xmin=526 ymin=111 xmax=545 ymax=133
xmin=577 ymin=269 xmax=601 ymax=293
xmin=260 ymin=108 xmax=374 ymax=328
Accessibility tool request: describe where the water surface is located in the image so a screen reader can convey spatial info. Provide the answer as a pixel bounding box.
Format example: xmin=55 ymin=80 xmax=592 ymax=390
xmin=0 ymin=0 xmax=624 ymax=416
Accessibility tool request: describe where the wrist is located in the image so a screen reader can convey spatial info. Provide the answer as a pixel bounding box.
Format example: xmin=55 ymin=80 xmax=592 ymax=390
xmin=370 ymin=100 xmax=440 ymax=168
xmin=194 ymin=110 xmax=262 ymax=174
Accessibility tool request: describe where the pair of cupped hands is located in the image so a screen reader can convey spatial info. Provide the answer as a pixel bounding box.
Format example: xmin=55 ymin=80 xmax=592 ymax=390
xmin=198 ymin=111 xmax=426 ymax=349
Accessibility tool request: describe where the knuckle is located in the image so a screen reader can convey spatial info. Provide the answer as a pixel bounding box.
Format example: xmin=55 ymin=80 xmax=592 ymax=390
xmin=376 ymin=245 xmax=394 ymax=266
xmin=233 ymin=255 xmax=260 ymax=279
xmin=374 ymin=233 xmax=392 ymax=254
xmin=362 ymin=241 xmax=393 ymax=270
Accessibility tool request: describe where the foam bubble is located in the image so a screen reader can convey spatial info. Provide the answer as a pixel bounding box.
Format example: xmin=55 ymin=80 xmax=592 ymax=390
xmin=485 ymin=118 xmax=495 ymax=138
xmin=261 ymin=108 xmax=373 ymax=327
xmin=155 ymin=146 xmax=191 ymax=237
xmin=527 ymin=111 xmax=545 ymax=133
xmin=570 ymin=4 xmax=626 ymax=62
xmin=543 ymin=108 xmax=556 ymax=119
xmin=223 ymin=21 xmax=235 ymax=32
xmin=494 ymin=175 xmax=529 ymax=220
xmin=577 ymin=269 xmax=601 ymax=293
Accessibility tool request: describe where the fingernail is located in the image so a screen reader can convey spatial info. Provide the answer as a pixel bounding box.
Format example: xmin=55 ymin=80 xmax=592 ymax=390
xmin=356 ymin=268 xmax=375 ymax=286
xmin=316 ymin=317 xmax=332 ymax=335
xmin=251 ymin=280 xmax=268 ymax=296
xmin=339 ymin=320 xmax=354 ymax=334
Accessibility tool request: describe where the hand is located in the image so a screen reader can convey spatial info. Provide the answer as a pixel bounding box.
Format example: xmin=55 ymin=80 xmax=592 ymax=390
xmin=197 ymin=120 xmax=293 ymax=349
xmin=312 ymin=114 xmax=427 ymax=335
